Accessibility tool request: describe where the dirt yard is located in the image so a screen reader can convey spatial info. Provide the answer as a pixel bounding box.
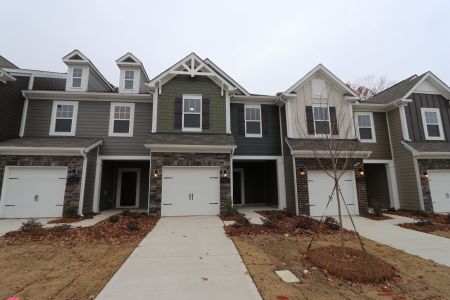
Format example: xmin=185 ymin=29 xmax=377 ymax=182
xmin=232 ymin=233 xmax=450 ymax=300
xmin=390 ymin=210 xmax=450 ymax=238
xmin=0 ymin=212 xmax=158 ymax=300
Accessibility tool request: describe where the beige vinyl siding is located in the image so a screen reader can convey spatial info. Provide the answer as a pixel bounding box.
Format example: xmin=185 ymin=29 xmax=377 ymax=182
xmin=358 ymin=112 xmax=392 ymax=159
xmin=387 ymin=108 xmax=421 ymax=210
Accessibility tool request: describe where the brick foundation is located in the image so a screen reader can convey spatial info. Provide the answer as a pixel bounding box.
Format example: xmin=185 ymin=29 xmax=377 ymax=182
xmin=294 ymin=157 xmax=368 ymax=215
xmin=149 ymin=152 xmax=231 ymax=215
xmin=0 ymin=155 xmax=83 ymax=215
xmin=416 ymin=159 xmax=450 ymax=213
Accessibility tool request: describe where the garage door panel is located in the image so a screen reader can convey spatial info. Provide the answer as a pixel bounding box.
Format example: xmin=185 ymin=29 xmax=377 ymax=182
xmin=161 ymin=167 xmax=220 ymax=217
xmin=308 ymin=170 xmax=358 ymax=216
xmin=1 ymin=167 xmax=67 ymax=218
xmin=429 ymin=171 xmax=450 ymax=213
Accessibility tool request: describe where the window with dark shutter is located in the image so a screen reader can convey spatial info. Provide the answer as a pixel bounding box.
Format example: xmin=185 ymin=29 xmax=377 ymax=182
xmin=237 ymin=104 xmax=245 ymax=135
xmin=312 ymin=105 xmax=330 ymax=135
xmin=244 ymin=105 xmax=262 ymax=137
xmin=182 ymin=95 xmax=202 ymax=132
xmin=174 ymin=97 xmax=183 ymax=129
xmin=202 ymin=98 xmax=210 ymax=129
xmin=262 ymin=106 xmax=269 ymax=135
xmin=305 ymin=106 xmax=315 ymax=135
xmin=329 ymin=106 xmax=338 ymax=135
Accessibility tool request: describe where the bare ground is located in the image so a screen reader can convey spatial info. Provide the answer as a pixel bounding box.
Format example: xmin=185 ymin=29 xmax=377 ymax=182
xmin=232 ymin=233 xmax=450 ymax=300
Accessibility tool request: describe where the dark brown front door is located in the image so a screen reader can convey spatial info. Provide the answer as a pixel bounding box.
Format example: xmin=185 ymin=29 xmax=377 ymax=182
xmin=119 ymin=171 xmax=138 ymax=207
xmin=233 ymin=171 xmax=242 ymax=204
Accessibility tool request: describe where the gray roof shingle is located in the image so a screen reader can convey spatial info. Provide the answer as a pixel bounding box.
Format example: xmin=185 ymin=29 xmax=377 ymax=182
xmin=0 ymin=137 xmax=101 ymax=149
xmin=365 ymin=74 xmax=424 ymax=104
xmin=0 ymin=56 xmax=18 ymax=68
xmin=405 ymin=142 xmax=450 ymax=153
xmin=286 ymin=138 xmax=361 ymax=151
xmin=32 ymin=77 xmax=66 ymax=91
xmin=146 ymin=133 xmax=236 ymax=146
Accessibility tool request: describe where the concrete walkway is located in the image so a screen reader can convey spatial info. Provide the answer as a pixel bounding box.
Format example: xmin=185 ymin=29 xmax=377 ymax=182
xmin=96 ymin=216 xmax=261 ymax=300
xmin=341 ymin=216 xmax=450 ymax=267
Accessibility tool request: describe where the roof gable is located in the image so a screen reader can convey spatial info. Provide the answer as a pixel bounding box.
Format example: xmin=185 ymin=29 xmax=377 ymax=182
xmin=116 ymin=52 xmax=149 ymax=82
xmin=147 ymin=53 xmax=240 ymax=93
xmin=405 ymin=72 xmax=450 ymax=99
xmin=62 ymin=50 xmax=89 ymax=64
xmin=285 ymin=64 xmax=359 ymax=97
xmin=0 ymin=56 xmax=18 ymax=69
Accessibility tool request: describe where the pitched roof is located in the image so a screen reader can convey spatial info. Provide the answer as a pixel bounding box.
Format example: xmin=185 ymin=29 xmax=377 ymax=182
xmin=0 ymin=137 xmax=102 ymax=149
xmin=116 ymin=52 xmax=150 ymax=82
xmin=32 ymin=77 xmax=66 ymax=91
xmin=204 ymin=58 xmax=250 ymax=95
xmin=0 ymin=56 xmax=18 ymax=68
xmin=146 ymin=133 xmax=236 ymax=146
xmin=285 ymin=138 xmax=361 ymax=151
xmin=404 ymin=141 xmax=450 ymax=153
xmin=365 ymin=74 xmax=424 ymax=104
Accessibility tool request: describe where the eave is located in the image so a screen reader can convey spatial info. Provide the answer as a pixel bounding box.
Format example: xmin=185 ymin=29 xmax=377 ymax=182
xmin=22 ymin=90 xmax=152 ymax=102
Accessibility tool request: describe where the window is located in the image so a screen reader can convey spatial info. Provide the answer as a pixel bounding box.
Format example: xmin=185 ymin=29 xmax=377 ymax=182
xmin=421 ymin=108 xmax=444 ymax=140
xmin=72 ymin=68 xmax=82 ymax=88
xmin=109 ymin=103 xmax=135 ymax=137
xmin=50 ymin=101 xmax=78 ymax=136
xmin=182 ymin=95 xmax=202 ymax=132
xmin=245 ymin=105 xmax=262 ymax=137
xmin=124 ymin=70 xmax=134 ymax=90
xmin=355 ymin=112 xmax=376 ymax=143
xmin=312 ymin=79 xmax=327 ymax=99
xmin=313 ymin=105 xmax=330 ymax=135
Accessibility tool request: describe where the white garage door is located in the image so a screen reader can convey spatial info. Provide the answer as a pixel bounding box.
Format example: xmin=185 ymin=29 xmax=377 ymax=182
xmin=308 ymin=170 xmax=359 ymax=216
xmin=161 ymin=167 xmax=220 ymax=217
xmin=0 ymin=167 xmax=67 ymax=218
xmin=428 ymin=170 xmax=450 ymax=213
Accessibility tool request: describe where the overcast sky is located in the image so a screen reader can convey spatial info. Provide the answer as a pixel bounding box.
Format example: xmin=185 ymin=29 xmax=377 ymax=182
xmin=2 ymin=0 xmax=449 ymax=95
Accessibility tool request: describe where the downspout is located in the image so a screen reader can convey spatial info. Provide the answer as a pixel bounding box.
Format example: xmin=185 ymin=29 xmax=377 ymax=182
xmin=78 ymin=148 xmax=88 ymax=216
xmin=19 ymin=93 xmax=29 ymax=137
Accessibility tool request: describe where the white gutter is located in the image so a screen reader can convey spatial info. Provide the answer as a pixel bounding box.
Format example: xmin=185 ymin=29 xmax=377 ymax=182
xmin=22 ymin=90 xmax=152 ymax=102
xmin=19 ymin=92 xmax=29 ymax=137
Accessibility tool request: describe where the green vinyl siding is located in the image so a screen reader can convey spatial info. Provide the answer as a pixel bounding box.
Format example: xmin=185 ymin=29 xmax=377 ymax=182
xmin=157 ymin=75 xmax=226 ymax=133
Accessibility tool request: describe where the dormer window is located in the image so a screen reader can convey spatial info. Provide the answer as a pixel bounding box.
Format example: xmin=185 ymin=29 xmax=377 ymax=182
xmin=125 ymin=70 xmax=134 ymax=90
xmin=72 ymin=68 xmax=83 ymax=88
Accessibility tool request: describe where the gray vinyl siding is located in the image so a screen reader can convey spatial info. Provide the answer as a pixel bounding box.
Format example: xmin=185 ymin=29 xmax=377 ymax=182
xmin=280 ymin=106 xmax=296 ymax=214
xmin=358 ymin=112 xmax=392 ymax=159
xmin=231 ymin=103 xmax=282 ymax=156
xmin=0 ymin=76 xmax=29 ymax=141
xmin=82 ymin=147 xmax=98 ymax=214
xmin=24 ymin=99 xmax=152 ymax=156
xmin=405 ymin=93 xmax=450 ymax=142
xmin=387 ymin=108 xmax=421 ymax=210
xmin=87 ymin=71 xmax=112 ymax=92
xmin=139 ymin=74 xmax=148 ymax=94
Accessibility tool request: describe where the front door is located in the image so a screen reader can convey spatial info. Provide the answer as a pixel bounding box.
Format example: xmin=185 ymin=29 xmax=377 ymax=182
xmin=116 ymin=168 xmax=140 ymax=208
xmin=233 ymin=169 xmax=244 ymax=205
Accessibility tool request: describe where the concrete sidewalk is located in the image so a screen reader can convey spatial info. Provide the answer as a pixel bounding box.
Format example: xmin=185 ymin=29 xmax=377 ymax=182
xmin=342 ymin=216 xmax=450 ymax=267
xmin=96 ymin=216 xmax=261 ymax=300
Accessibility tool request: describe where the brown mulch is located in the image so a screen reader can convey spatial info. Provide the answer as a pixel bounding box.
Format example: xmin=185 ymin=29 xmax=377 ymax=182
xmin=47 ymin=212 xmax=99 ymax=224
xmin=219 ymin=213 xmax=245 ymax=221
xmin=4 ymin=212 xmax=159 ymax=245
xmin=225 ymin=210 xmax=346 ymax=236
xmin=361 ymin=213 xmax=392 ymax=221
xmin=399 ymin=222 xmax=450 ymax=233
xmin=388 ymin=209 xmax=450 ymax=224
xmin=307 ymin=245 xmax=397 ymax=283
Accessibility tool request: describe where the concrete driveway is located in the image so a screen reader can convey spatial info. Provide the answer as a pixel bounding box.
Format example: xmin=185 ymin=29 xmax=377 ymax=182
xmin=96 ymin=216 xmax=261 ymax=300
xmin=342 ymin=215 xmax=450 ymax=267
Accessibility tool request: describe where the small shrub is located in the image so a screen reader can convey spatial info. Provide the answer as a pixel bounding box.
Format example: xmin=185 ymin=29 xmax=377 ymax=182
xmin=296 ymin=216 xmax=316 ymax=230
xmin=108 ymin=215 xmax=120 ymax=223
xmin=54 ymin=224 xmax=72 ymax=232
xmin=261 ymin=218 xmax=277 ymax=229
xmin=126 ymin=220 xmax=140 ymax=231
xmin=20 ymin=218 xmax=43 ymax=232
xmin=64 ymin=203 xmax=78 ymax=217
xmin=265 ymin=211 xmax=287 ymax=222
xmin=225 ymin=202 xmax=239 ymax=216
xmin=416 ymin=219 xmax=432 ymax=226
xmin=121 ymin=209 xmax=131 ymax=216
xmin=372 ymin=200 xmax=383 ymax=217
xmin=233 ymin=215 xmax=251 ymax=228
xmin=416 ymin=210 xmax=429 ymax=218
xmin=324 ymin=216 xmax=340 ymax=230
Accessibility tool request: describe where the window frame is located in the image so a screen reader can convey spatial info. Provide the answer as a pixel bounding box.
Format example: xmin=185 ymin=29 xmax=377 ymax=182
xmin=108 ymin=102 xmax=135 ymax=137
xmin=71 ymin=68 xmax=83 ymax=89
xmin=355 ymin=112 xmax=376 ymax=143
xmin=312 ymin=104 xmax=331 ymax=136
xmin=124 ymin=70 xmax=135 ymax=90
xmin=244 ymin=104 xmax=262 ymax=138
xmin=421 ymin=107 xmax=445 ymax=141
xmin=182 ymin=94 xmax=202 ymax=132
xmin=49 ymin=101 xmax=79 ymax=136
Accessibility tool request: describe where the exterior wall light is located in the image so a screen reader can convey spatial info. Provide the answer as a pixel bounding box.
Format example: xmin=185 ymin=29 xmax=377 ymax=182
xmin=421 ymin=171 xmax=429 ymax=179
xmin=356 ymin=167 xmax=365 ymax=177
xmin=152 ymin=169 xmax=160 ymax=179
xmin=221 ymin=169 xmax=228 ymax=178
xmin=298 ymin=168 xmax=307 ymax=176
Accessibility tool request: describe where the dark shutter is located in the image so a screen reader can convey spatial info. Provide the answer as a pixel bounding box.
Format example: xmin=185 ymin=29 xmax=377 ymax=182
xmin=237 ymin=104 xmax=245 ymax=135
xmin=174 ymin=97 xmax=182 ymax=129
xmin=262 ymin=106 xmax=269 ymax=135
xmin=329 ymin=106 xmax=338 ymax=135
xmin=305 ymin=106 xmax=315 ymax=135
xmin=202 ymin=98 xmax=210 ymax=129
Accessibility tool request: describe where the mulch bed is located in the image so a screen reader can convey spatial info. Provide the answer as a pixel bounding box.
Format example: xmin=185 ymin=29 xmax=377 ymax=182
xmin=225 ymin=210 xmax=348 ymax=237
xmin=361 ymin=213 xmax=392 ymax=221
xmin=398 ymin=222 xmax=450 ymax=233
xmin=219 ymin=213 xmax=245 ymax=221
xmin=307 ymin=245 xmax=397 ymax=283
xmin=4 ymin=212 xmax=159 ymax=245
xmin=388 ymin=209 xmax=450 ymax=224
xmin=47 ymin=212 xmax=99 ymax=224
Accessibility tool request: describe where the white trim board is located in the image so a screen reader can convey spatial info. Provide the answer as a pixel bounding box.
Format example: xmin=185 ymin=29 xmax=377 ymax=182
xmin=49 ymin=101 xmax=79 ymax=136
xmin=108 ymin=102 xmax=135 ymax=137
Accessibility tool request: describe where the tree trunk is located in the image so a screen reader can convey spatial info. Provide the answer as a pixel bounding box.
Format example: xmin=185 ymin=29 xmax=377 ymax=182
xmin=334 ymin=175 xmax=345 ymax=255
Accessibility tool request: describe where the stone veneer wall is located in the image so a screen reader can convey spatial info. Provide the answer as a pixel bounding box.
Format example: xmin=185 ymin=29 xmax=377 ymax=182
xmin=0 ymin=155 xmax=83 ymax=215
xmin=294 ymin=158 xmax=368 ymax=215
xmin=416 ymin=159 xmax=450 ymax=213
xmin=149 ymin=152 xmax=231 ymax=215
